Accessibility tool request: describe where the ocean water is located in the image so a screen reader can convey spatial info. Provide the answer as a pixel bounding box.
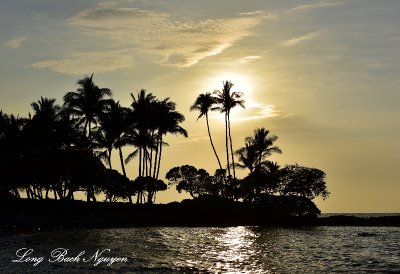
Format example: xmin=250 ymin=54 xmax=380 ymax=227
xmin=1 ymin=225 xmax=399 ymax=273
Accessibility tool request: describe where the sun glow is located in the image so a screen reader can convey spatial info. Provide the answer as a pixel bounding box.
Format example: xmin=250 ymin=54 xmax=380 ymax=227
xmin=206 ymin=72 xmax=254 ymax=101
xmin=203 ymin=72 xmax=276 ymax=122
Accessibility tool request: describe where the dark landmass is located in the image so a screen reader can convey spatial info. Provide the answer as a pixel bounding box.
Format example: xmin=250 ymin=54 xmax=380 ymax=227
xmin=0 ymin=198 xmax=399 ymax=233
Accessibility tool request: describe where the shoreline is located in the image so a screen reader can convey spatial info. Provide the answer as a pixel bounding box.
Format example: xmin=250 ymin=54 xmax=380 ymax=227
xmin=1 ymin=198 xmax=399 ymax=233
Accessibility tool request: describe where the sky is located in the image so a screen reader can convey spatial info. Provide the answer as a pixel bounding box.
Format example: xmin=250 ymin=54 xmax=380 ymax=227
xmin=0 ymin=0 xmax=399 ymax=212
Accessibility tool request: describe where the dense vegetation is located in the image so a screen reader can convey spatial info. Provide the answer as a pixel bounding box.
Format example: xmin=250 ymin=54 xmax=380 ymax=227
xmin=0 ymin=75 xmax=329 ymax=216
xmin=0 ymin=74 xmax=186 ymax=204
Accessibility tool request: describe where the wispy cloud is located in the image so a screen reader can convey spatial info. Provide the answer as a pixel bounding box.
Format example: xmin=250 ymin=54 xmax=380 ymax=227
xmin=211 ymin=103 xmax=285 ymax=122
xmin=236 ymin=55 xmax=262 ymax=63
xmin=3 ymin=37 xmax=27 ymax=49
xmin=281 ymin=31 xmax=320 ymax=47
xmin=67 ymin=2 xmax=264 ymax=68
xmin=177 ymin=133 xmax=209 ymax=144
xmin=30 ymin=50 xmax=134 ymax=75
xmin=285 ymin=1 xmax=345 ymax=13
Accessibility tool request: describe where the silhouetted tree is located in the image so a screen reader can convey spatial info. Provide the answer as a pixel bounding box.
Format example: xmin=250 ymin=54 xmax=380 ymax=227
xmin=63 ymin=73 xmax=112 ymax=149
xmin=166 ymin=165 xmax=212 ymax=198
xmin=126 ymin=90 xmax=186 ymax=203
xmin=190 ymin=92 xmax=223 ymax=170
xmin=235 ymin=128 xmax=281 ymax=175
xmin=214 ymin=81 xmax=244 ymax=180
xmin=126 ymin=89 xmax=156 ymax=179
xmin=279 ymin=164 xmax=329 ymax=200
xmin=0 ymin=112 xmax=27 ymax=198
xmin=94 ymin=100 xmax=130 ymax=171
xmin=102 ymin=169 xmax=133 ymax=202
xmin=154 ymin=98 xmax=187 ymax=179
xmin=234 ymin=142 xmax=258 ymax=173
xmin=240 ymin=162 xmax=281 ymax=203
xmin=131 ymin=176 xmax=167 ymax=204
xmin=63 ymin=74 xmax=112 ymax=201
xmin=245 ymin=128 xmax=281 ymax=170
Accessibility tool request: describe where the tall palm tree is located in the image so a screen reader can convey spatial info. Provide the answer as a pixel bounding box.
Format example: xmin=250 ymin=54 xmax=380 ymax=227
xmin=94 ymin=100 xmax=130 ymax=172
xmin=214 ymin=81 xmax=245 ymax=180
xmin=30 ymin=97 xmax=63 ymax=199
xmin=63 ymin=73 xmax=112 ymax=150
xmin=127 ymin=90 xmax=157 ymax=177
xmin=126 ymin=92 xmax=187 ymax=203
xmin=245 ymin=128 xmax=282 ymax=170
xmin=190 ymin=92 xmax=223 ymax=170
xmin=63 ymin=74 xmax=112 ymax=201
xmin=153 ymin=98 xmax=188 ymax=179
xmin=93 ymin=127 xmax=115 ymax=169
xmin=108 ymin=101 xmax=131 ymax=178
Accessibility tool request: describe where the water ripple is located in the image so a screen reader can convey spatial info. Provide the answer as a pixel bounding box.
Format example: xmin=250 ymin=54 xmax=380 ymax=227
xmin=1 ymin=226 xmax=399 ymax=273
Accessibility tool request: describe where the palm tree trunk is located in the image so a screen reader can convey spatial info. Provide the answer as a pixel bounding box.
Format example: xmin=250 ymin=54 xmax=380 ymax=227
xmin=152 ymin=137 xmax=159 ymax=178
xmin=118 ymin=147 xmax=127 ymax=176
xmin=145 ymin=149 xmax=149 ymax=177
xmin=118 ymin=147 xmax=132 ymax=203
xmin=205 ymin=113 xmax=223 ymax=170
xmin=155 ymin=135 xmax=163 ymax=179
xmin=149 ymin=130 xmax=154 ymax=176
xmin=153 ymin=134 xmax=162 ymax=178
xmin=87 ymin=121 xmax=92 ymax=150
xmin=228 ymin=112 xmax=236 ymax=179
xmin=139 ymin=147 xmax=142 ymax=177
xmin=83 ymin=120 xmax=89 ymax=138
xmin=224 ymin=112 xmax=231 ymax=179
xmin=108 ymin=148 xmax=112 ymax=169
xmin=25 ymin=187 xmax=32 ymax=199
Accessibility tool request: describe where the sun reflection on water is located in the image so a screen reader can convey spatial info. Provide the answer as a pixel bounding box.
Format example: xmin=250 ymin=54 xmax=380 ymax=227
xmin=209 ymin=226 xmax=268 ymax=273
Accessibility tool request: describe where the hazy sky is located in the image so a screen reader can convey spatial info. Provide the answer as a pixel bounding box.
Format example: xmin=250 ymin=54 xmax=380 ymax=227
xmin=1 ymin=0 xmax=399 ymax=212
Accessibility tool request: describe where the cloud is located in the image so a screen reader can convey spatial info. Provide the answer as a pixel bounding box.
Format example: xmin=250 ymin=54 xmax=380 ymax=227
xmin=67 ymin=2 xmax=264 ymax=67
xmin=285 ymin=1 xmax=345 ymax=13
xmin=211 ymin=103 xmax=285 ymax=122
xmin=3 ymin=37 xmax=27 ymax=48
xmin=30 ymin=50 xmax=134 ymax=75
xmin=236 ymin=55 xmax=262 ymax=63
xmin=177 ymin=133 xmax=209 ymax=144
xmin=281 ymin=31 xmax=320 ymax=47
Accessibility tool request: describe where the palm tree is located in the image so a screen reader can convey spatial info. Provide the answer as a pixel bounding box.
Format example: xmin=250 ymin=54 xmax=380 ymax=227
xmin=153 ymin=98 xmax=188 ymax=180
xmin=30 ymin=97 xmax=62 ymax=148
xmin=94 ymin=100 xmax=130 ymax=171
xmin=63 ymin=74 xmax=112 ymax=201
xmin=30 ymin=97 xmax=63 ymax=199
xmin=234 ymin=142 xmax=258 ymax=173
xmin=31 ymin=97 xmax=61 ymax=126
xmin=108 ymin=101 xmax=131 ymax=178
xmin=245 ymin=128 xmax=282 ymax=170
xmin=63 ymin=73 xmax=112 ymax=150
xmin=214 ymin=81 xmax=245 ymax=180
xmin=126 ymin=92 xmax=187 ymax=203
xmin=190 ymin=92 xmax=223 ymax=170
xmin=93 ymin=127 xmax=115 ymax=169
xmin=127 ymin=90 xmax=157 ymax=177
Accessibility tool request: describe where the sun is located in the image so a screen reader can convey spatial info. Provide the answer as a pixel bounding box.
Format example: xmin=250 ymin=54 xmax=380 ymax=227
xmin=201 ymin=72 xmax=256 ymax=122
xmin=205 ymin=72 xmax=253 ymax=101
